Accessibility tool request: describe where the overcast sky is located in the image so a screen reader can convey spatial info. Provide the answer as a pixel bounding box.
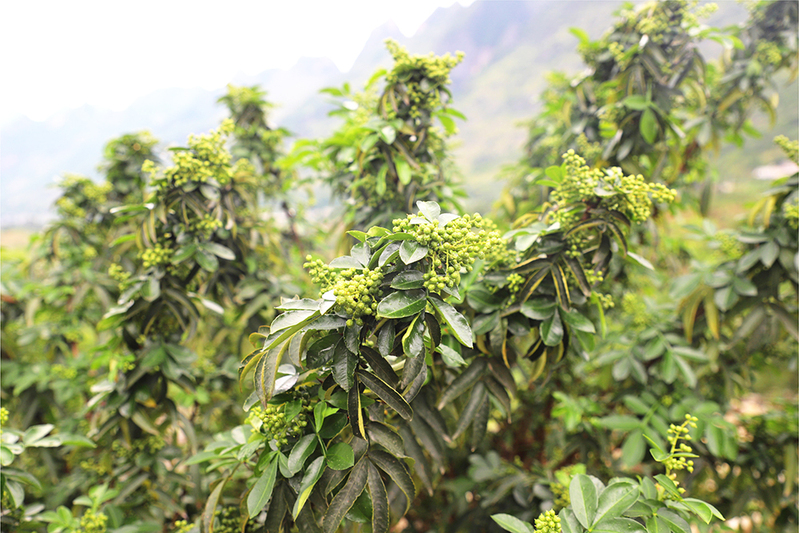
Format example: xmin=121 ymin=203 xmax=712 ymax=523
xmin=0 ymin=0 xmax=472 ymax=125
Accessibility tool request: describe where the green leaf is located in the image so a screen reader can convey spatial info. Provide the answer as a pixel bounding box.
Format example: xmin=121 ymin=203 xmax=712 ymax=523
xmin=357 ymin=369 xmax=413 ymax=421
xmin=248 ymin=458 xmax=278 ymax=518
xmin=646 ymin=515 xmax=669 ymax=532
xmin=327 ymin=442 xmax=355 ymax=470
xmin=288 ymin=435 xmax=318 ymax=476
xmin=271 ymin=310 xmax=319 ymax=334
xmin=545 ymin=165 xmax=563 ymax=182
xmin=592 ymin=481 xmax=639 ymax=526
xmin=570 ymin=474 xmax=598 ymax=528
xmin=323 ymin=458 xmax=368 ymax=533
xmin=360 ymin=346 xmax=399 ymax=386
xmin=23 ymin=425 xmax=54 ymax=445
xmin=491 ymin=513 xmax=535 ymax=533
xmin=624 ymin=95 xmax=650 ymax=110
xmin=760 ymin=241 xmax=779 ymax=267
xmin=399 ymin=240 xmax=428 ymax=265
xmin=559 ymin=508 xmax=582 ymax=533
xmin=437 ymin=343 xmax=466 ymax=367
xmin=591 ymin=517 xmax=645 ymax=532
xmin=201 ymin=242 xmax=236 ymax=260
xmin=640 ymin=108 xmax=658 ymax=144
xmin=437 ymin=357 xmax=487 ymax=409
xmin=196 ymin=249 xmax=219 ymax=271
xmin=377 ymin=321 xmax=395 ymax=357
xmin=395 ymin=158 xmax=412 ymax=185
xmin=402 ymin=313 xmax=425 ymax=358
xmin=348 ymin=381 xmax=366 ymax=439
xmin=519 ymin=298 xmax=556 ymax=320
xmin=417 ymin=201 xmax=441 ymax=221
xmin=428 ymin=295 xmax=473 ymax=348
xmin=657 ymin=509 xmax=690 ymax=533
xmin=293 ymin=456 xmax=326 ymax=518
xmin=654 ymin=474 xmax=683 ymax=500
xmin=367 ymin=462 xmax=390 ymax=533
xmin=332 ymin=342 xmax=357 ymax=391
xmin=621 ymin=429 xmax=646 ymax=468
xmin=452 ymin=382 xmax=487 ymax=440
xmin=682 ymin=498 xmax=724 ymax=523
xmin=377 ymin=290 xmax=427 ymax=319
xmin=369 ymin=450 xmax=416 ymax=515
xmin=379 ymin=125 xmax=396 ymax=144
xmin=367 ymin=422 xmax=406 ymax=458
xmin=561 ymin=308 xmax=595 ymax=333
xmin=330 ymin=255 xmax=366 ymax=269
xmin=540 ymin=309 xmax=563 ymax=346
xmin=391 ymin=270 xmax=425 ymax=290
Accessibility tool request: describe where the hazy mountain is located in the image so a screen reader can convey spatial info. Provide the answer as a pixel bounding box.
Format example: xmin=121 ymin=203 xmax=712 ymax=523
xmin=1 ymin=0 xmax=792 ymax=226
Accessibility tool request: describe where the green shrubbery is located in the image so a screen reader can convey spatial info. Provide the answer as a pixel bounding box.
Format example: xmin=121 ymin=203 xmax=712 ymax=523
xmin=1 ymin=2 xmax=797 ymax=532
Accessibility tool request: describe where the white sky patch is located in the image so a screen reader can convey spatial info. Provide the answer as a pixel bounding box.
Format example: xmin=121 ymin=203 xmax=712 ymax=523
xmin=0 ymin=0 xmax=472 ymax=124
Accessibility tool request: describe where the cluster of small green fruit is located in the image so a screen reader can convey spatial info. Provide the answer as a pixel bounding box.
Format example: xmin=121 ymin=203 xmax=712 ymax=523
xmin=108 ymin=263 xmax=131 ymax=284
xmin=190 ymin=214 xmax=222 ymax=238
xmin=392 ymin=212 xmax=510 ymax=293
xmin=78 ymin=509 xmax=108 ymax=533
xmin=621 ymin=293 xmax=650 ymax=327
xmin=551 ymin=481 xmax=570 ymax=510
xmin=143 ymin=120 xmax=252 ymax=190
xmin=111 ymin=435 xmax=165 ymax=460
xmin=51 ymin=364 xmax=78 ymax=380
xmin=384 ymin=39 xmax=464 ymax=121
xmin=533 ymin=509 xmax=562 ymax=533
xmin=140 ymin=244 xmax=173 ymax=268
xmin=211 ymin=506 xmax=259 ymax=533
xmin=775 ymin=135 xmax=798 ymax=163
xmin=550 ymin=150 xmax=676 ymax=229
xmin=305 ymin=258 xmax=384 ymax=322
xmin=247 ymin=401 xmax=311 ymax=447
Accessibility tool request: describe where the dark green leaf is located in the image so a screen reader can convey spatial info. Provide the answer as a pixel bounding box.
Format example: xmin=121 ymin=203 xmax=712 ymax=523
xmin=592 ymin=481 xmax=638 ymax=526
xmin=323 ymin=458 xmax=368 ymax=533
xmin=540 ymin=309 xmax=563 ymax=346
xmin=561 ymin=308 xmax=595 ymax=333
xmin=519 ymin=298 xmax=557 ymax=320
xmin=640 ymin=108 xmax=658 ymax=144
xmin=293 ymin=456 xmax=326 ymax=518
xmin=377 ymin=321 xmax=395 ymax=357
xmin=369 ymin=450 xmax=416 ymax=515
xmin=367 ymin=422 xmax=406 ymax=457
xmin=391 ymin=270 xmax=425 ymax=290
xmin=357 ymin=369 xmax=413 ymax=421
xmin=332 ymin=342 xmax=357 ymax=391
xmin=453 ymin=382 xmax=487 ymax=440
xmin=429 ymin=295 xmax=472 ymax=347
xmin=349 ymin=381 xmax=366 ymax=439
xmin=248 ymin=458 xmax=278 ymax=518
xmin=400 ymin=241 xmax=428 ymax=265
xmin=377 ymin=290 xmax=426 ymax=319
xmin=367 ymin=462 xmax=390 ymax=533
xmin=437 ymin=357 xmax=487 ymax=409
xmin=288 ymin=435 xmax=318 ymax=476
xmin=327 ymin=442 xmax=355 ymax=470
xmin=402 ymin=313 xmax=425 ymax=358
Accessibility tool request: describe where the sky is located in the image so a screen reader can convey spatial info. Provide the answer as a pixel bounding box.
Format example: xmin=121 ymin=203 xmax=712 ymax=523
xmin=0 ymin=0 xmax=472 ymax=125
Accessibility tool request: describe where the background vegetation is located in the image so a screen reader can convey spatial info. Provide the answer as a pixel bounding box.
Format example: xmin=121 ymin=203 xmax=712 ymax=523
xmin=1 ymin=2 xmax=797 ymax=533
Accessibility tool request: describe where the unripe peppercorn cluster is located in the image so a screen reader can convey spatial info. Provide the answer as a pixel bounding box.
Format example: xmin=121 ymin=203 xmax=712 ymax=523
xmin=140 ymin=244 xmax=173 ymax=268
xmin=78 ymin=509 xmax=108 ymax=533
xmin=533 ymin=509 xmax=562 ymax=533
xmin=550 ymin=150 xmax=676 ymax=230
xmin=392 ymin=211 xmax=510 ymax=293
xmin=304 ymin=258 xmax=384 ymax=322
xmin=212 ymin=506 xmax=259 ymax=533
xmin=247 ymin=401 xmax=311 ymax=448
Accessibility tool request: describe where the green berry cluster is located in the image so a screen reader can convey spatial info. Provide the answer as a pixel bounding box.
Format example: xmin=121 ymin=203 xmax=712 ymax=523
xmin=716 ymin=233 xmax=744 ymax=260
xmin=79 ymin=458 xmax=111 ymax=476
xmin=384 ymin=39 xmax=464 ymax=122
xmin=247 ymin=402 xmax=311 ymax=447
xmin=78 ymin=509 xmax=108 ymax=533
xmin=551 ymin=481 xmax=570 ymax=510
xmin=0 ymin=406 xmax=8 ymax=427
xmin=550 ymin=150 xmax=676 ymax=230
xmin=305 ymin=257 xmax=384 ymax=321
xmin=172 ymin=519 xmax=194 ymax=533
xmin=658 ymin=415 xmax=699 ymax=498
xmin=55 ymin=197 xmax=87 ymax=219
xmin=144 ymin=120 xmax=253 ymax=191
xmin=108 ymin=263 xmax=130 ymax=283
xmin=775 ymin=135 xmax=798 ymax=163
xmin=190 ymin=214 xmax=222 ymax=238
xmin=755 ymin=41 xmax=783 ymax=67
xmin=212 ymin=506 xmax=258 ymax=533
xmin=51 ymin=364 xmax=78 ymax=380
xmin=112 ymin=436 xmax=165 ymax=460
xmin=392 ymin=211 xmax=510 ymax=293
xmin=784 ymin=201 xmax=799 ymax=231
xmin=533 ymin=509 xmax=562 ymax=533
xmin=621 ymin=293 xmax=649 ymax=327
xmin=141 ymin=244 xmax=173 ymax=268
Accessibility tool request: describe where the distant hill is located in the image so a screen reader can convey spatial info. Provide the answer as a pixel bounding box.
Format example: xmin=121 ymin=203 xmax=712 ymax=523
xmin=1 ymin=0 xmax=794 ymax=226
